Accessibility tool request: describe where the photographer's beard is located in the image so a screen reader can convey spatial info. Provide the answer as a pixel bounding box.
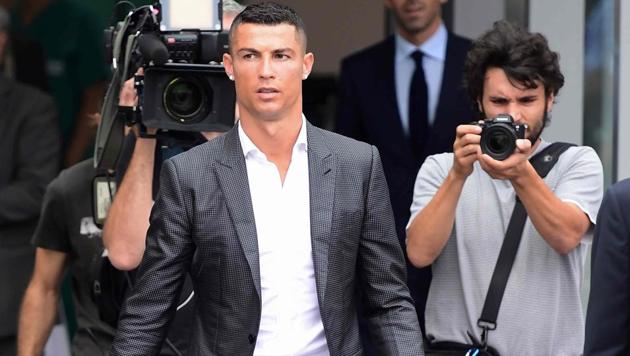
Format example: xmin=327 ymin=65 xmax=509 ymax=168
xmin=525 ymin=101 xmax=549 ymax=148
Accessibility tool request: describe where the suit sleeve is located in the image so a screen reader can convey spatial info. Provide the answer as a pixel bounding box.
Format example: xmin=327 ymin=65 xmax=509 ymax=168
xmin=335 ymin=59 xmax=366 ymax=141
xmin=584 ymin=182 xmax=630 ymax=355
xmin=357 ymin=145 xmax=424 ymax=355
xmin=0 ymin=90 xmax=60 ymax=225
xmin=110 ymin=159 xmax=194 ymax=356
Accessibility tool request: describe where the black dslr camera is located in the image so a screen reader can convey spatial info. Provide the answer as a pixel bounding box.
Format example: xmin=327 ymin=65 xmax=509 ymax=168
xmin=478 ymin=114 xmax=527 ymax=161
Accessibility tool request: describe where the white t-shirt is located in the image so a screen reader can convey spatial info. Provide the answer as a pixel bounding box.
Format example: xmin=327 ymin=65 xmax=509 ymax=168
xmin=409 ymin=140 xmax=603 ymax=355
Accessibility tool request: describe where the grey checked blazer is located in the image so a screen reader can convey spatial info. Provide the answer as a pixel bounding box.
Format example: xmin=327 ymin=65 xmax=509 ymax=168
xmin=111 ymin=121 xmax=424 ymax=356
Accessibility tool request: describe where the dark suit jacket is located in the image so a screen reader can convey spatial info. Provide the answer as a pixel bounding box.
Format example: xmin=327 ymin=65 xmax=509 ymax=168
xmin=0 ymin=76 xmax=59 ymax=337
xmin=584 ymin=178 xmax=630 ymax=356
xmin=336 ymin=32 xmax=472 ymax=329
xmin=111 ymin=122 xmax=423 ymax=356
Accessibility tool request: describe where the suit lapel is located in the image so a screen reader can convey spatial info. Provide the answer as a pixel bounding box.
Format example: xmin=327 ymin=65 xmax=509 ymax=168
xmin=216 ymin=126 xmax=261 ymax=299
xmin=306 ymin=123 xmax=335 ymax=305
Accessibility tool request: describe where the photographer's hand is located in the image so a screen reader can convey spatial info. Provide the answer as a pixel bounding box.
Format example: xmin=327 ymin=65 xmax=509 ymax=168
xmin=407 ymin=123 xmax=481 ymax=267
xmin=119 ymin=73 xmax=138 ymax=107
xmin=478 ymin=138 xmax=532 ymax=180
xmin=103 ymin=71 xmax=158 ymax=271
xmin=451 ymin=123 xmax=482 ymax=179
xmin=484 ymin=138 xmax=592 ymax=255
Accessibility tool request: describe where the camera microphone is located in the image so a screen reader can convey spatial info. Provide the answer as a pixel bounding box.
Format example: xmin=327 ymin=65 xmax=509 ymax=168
xmin=138 ymin=34 xmax=169 ymax=65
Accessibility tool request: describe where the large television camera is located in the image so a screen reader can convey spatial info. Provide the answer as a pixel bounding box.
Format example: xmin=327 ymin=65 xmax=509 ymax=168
xmin=92 ymin=0 xmax=235 ymax=226
xmin=94 ymin=0 xmax=235 ymax=173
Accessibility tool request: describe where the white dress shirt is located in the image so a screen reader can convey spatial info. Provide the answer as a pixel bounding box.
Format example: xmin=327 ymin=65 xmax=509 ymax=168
xmin=238 ymin=116 xmax=330 ymax=356
xmin=395 ymin=23 xmax=448 ymax=134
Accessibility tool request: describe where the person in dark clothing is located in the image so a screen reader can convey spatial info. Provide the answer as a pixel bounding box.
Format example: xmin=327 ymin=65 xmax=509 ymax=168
xmin=584 ymin=178 xmax=630 ymax=356
xmin=18 ymin=159 xmax=116 ymax=356
xmin=0 ymin=75 xmax=60 ymax=356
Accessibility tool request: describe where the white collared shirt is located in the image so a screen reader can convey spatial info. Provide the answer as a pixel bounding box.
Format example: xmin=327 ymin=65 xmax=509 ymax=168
xmin=238 ymin=116 xmax=329 ymax=356
xmin=395 ymin=23 xmax=448 ymax=134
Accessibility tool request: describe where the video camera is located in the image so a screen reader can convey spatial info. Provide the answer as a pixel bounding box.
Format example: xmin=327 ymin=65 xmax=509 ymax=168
xmin=112 ymin=0 xmax=235 ymax=131
xmin=95 ymin=0 xmax=235 ymax=169
xmin=92 ymin=0 xmax=235 ymax=226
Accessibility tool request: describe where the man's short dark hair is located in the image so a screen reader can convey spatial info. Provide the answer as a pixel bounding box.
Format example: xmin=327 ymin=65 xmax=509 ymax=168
xmin=228 ymin=2 xmax=307 ymax=51
xmin=464 ymin=20 xmax=565 ymax=118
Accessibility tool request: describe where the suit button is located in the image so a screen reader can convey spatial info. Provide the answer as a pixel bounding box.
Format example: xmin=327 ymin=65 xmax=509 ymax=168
xmin=248 ymin=334 xmax=256 ymax=344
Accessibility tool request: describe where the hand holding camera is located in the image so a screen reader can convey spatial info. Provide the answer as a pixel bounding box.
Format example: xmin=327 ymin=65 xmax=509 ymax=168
xmin=452 ymin=114 xmax=532 ymax=181
xmin=476 ymin=114 xmax=533 ymax=180
xmin=478 ymin=136 xmax=532 ymax=181
xmin=451 ymin=123 xmax=482 ymax=179
xmin=477 ymin=114 xmax=527 ymax=161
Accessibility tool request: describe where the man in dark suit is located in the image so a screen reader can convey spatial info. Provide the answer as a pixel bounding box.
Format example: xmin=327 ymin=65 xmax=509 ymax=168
xmin=0 ymin=75 xmax=60 ymax=355
xmin=584 ymin=178 xmax=630 ymax=356
xmin=110 ymin=3 xmax=423 ymax=355
xmin=336 ymin=0 xmax=472 ymax=331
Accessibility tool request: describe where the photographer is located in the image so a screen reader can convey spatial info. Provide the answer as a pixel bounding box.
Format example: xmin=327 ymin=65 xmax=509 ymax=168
xmin=406 ymin=21 xmax=603 ymax=354
xmin=102 ymin=0 xmax=244 ymax=272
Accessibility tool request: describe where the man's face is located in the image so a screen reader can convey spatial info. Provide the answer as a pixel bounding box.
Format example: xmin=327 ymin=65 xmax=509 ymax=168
xmin=385 ymin=0 xmax=445 ymax=37
xmin=223 ymin=23 xmax=314 ymax=122
xmin=479 ymin=67 xmax=554 ymax=144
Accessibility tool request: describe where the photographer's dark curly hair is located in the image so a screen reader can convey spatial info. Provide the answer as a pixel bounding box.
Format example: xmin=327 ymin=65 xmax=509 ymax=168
xmin=464 ymin=20 xmax=564 ymax=121
xmin=228 ymin=2 xmax=307 ymax=51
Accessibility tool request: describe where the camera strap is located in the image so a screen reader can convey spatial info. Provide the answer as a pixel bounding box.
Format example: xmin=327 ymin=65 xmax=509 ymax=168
xmin=476 ymin=141 xmax=575 ymax=348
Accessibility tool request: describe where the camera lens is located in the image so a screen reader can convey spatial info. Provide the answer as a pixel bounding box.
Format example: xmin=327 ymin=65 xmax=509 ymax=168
xmin=481 ymin=125 xmax=516 ymax=161
xmin=488 ymin=130 xmax=510 ymax=153
xmin=163 ymin=77 xmax=206 ymax=122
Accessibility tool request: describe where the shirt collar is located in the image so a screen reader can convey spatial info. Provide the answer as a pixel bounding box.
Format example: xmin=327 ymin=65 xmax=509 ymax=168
xmin=238 ymin=114 xmax=308 ymax=158
xmin=395 ymin=22 xmax=448 ymax=61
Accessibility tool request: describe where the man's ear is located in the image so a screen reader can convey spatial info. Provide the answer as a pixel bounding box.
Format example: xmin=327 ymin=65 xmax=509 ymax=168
xmin=546 ymin=93 xmax=555 ymax=112
xmin=302 ymin=52 xmax=314 ymax=80
xmin=223 ymin=52 xmax=234 ymax=80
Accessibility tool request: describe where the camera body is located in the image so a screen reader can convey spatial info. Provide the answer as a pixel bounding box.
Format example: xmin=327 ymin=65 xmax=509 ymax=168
xmin=141 ymin=1 xmax=232 ymax=133
xmin=478 ymin=114 xmax=527 ymax=161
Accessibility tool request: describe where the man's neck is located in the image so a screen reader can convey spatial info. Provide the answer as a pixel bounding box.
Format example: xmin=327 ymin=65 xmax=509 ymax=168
xmin=240 ymin=111 xmax=303 ymax=159
xmin=398 ymin=17 xmax=443 ymax=47
xmin=240 ymin=110 xmax=303 ymax=185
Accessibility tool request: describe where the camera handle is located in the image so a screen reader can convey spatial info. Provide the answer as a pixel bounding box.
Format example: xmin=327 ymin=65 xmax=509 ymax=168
xmin=117 ymin=73 xmax=156 ymax=139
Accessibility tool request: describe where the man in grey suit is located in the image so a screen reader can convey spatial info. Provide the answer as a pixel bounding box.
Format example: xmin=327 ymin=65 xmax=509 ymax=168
xmin=110 ymin=2 xmax=423 ymax=356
